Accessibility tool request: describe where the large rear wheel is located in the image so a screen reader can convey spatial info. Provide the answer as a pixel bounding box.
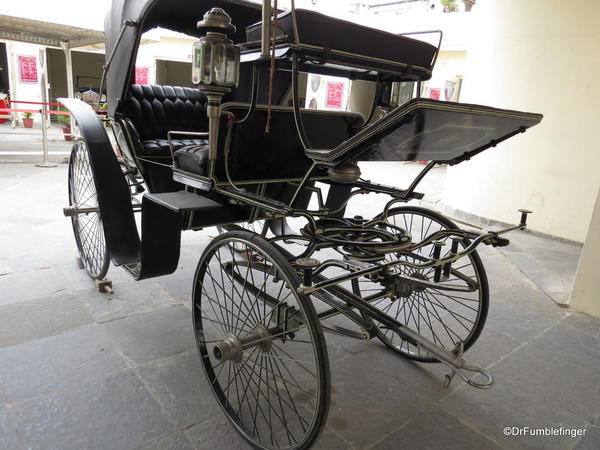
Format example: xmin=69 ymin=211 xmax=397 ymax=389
xmin=67 ymin=138 xmax=109 ymax=280
xmin=193 ymin=231 xmax=330 ymax=450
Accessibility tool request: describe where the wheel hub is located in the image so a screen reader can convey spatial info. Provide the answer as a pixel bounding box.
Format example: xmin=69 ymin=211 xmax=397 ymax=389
xmin=213 ymin=334 xmax=243 ymax=363
xmin=389 ymin=271 xmax=429 ymax=298
xmin=212 ymin=324 xmax=273 ymax=363
xmin=409 ymin=272 xmax=429 ymax=293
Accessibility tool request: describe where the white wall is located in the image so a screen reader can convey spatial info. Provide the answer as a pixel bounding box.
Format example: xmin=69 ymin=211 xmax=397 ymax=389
xmin=135 ymin=34 xmax=196 ymax=86
xmin=570 ymin=187 xmax=600 ymax=318
xmin=442 ymin=0 xmax=600 ymax=242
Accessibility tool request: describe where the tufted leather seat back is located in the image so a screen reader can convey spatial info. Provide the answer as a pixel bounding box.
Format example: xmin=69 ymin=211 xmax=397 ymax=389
xmin=122 ymin=84 xmax=209 ymax=141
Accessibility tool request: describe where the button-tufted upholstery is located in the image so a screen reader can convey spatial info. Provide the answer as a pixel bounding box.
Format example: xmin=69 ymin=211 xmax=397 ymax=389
xmin=141 ymin=138 xmax=207 ymax=155
xmin=122 ymin=84 xmax=209 ymax=156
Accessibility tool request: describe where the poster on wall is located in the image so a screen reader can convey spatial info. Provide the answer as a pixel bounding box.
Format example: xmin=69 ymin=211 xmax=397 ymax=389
xmin=429 ymin=87 xmax=441 ymax=100
xmin=135 ymin=66 xmax=149 ymax=84
xmin=325 ymin=82 xmax=344 ymax=109
xmin=18 ymin=55 xmax=38 ymax=83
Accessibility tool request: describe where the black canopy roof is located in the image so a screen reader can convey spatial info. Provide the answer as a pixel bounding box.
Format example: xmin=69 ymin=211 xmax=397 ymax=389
xmin=104 ymin=0 xmax=262 ymax=116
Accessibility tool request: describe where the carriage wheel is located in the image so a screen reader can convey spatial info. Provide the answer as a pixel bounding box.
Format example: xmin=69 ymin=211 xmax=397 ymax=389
xmin=217 ymin=221 xmax=268 ymax=254
xmin=68 ymin=138 xmax=110 ymax=280
xmin=352 ymin=206 xmax=489 ymax=363
xmin=193 ymin=231 xmax=330 ymax=450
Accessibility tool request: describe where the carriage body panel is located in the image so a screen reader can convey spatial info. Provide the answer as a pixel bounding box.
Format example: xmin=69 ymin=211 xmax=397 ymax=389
xmin=306 ymin=98 xmax=543 ymax=166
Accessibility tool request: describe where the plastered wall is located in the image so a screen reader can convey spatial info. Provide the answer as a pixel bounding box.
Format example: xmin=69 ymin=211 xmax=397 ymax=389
xmin=442 ymin=0 xmax=600 ymax=242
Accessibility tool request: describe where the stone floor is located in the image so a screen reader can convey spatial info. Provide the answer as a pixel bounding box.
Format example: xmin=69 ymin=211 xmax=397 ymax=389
xmin=0 ymin=162 xmax=598 ymax=450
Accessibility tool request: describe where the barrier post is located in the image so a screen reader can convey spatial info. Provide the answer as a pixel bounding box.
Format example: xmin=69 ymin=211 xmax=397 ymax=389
xmin=61 ymin=41 xmax=76 ymax=131
xmin=35 ymin=47 xmax=56 ymax=168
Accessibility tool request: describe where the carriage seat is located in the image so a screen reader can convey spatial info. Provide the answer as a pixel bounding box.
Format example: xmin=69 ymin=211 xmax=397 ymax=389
xmin=121 ymin=84 xmax=209 ymax=157
xmin=175 ymin=144 xmax=209 ymax=175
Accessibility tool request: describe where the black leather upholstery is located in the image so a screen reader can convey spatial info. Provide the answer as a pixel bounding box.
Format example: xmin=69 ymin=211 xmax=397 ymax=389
xmin=245 ymin=9 xmax=437 ymax=80
xmin=122 ymin=84 xmax=209 ymax=156
xmin=175 ymin=145 xmax=210 ymax=175
xmin=141 ymin=138 xmax=208 ymax=156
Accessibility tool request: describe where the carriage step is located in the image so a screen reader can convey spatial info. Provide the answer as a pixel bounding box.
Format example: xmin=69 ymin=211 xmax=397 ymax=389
xmin=144 ymin=191 xmax=224 ymax=213
xmin=122 ymin=262 xmax=141 ymax=279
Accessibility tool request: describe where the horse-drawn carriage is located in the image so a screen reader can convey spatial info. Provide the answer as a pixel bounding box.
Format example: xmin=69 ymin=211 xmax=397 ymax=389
xmin=61 ymin=1 xmax=542 ymax=448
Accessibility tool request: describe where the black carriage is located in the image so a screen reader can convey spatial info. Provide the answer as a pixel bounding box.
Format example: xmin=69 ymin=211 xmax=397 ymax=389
xmin=61 ymin=1 xmax=542 ymax=448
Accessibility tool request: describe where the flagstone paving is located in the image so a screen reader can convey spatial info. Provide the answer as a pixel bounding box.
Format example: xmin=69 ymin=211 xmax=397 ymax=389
xmin=0 ymin=163 xmax=596 ymax=450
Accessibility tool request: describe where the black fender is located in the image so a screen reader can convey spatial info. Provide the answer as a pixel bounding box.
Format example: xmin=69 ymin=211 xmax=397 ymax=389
xmin=59 ymin=98 xmax=141 ymax=266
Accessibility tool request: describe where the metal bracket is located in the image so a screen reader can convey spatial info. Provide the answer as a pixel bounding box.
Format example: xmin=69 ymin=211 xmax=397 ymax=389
xmin=442 ymin=342 xmax=494 ymax=390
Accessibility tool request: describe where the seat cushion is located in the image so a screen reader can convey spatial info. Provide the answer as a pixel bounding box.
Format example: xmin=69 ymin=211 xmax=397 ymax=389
xmin=141 ymin=138 xmax=208 ymax=156
xmin=174 ymin=144 xmax=210 ymax=175
xmin=246 ymin=9 xmax=438 ymax=74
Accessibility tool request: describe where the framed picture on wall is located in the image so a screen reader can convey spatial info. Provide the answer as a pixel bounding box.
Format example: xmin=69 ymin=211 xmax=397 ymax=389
xmin=18 ymin=55 xmax=38 ymax=83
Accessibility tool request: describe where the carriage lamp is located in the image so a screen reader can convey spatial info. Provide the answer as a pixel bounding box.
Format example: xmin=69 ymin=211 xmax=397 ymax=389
xmin=191 ymin=8 xmax=240 ymax=178
xmin=192 ymin=8 xmax=240 ymax=88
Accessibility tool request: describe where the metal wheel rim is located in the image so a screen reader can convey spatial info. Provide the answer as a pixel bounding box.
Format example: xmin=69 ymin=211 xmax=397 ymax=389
xmin=193 ymin=233 xmax=329 ymax=450
xmin=68 ymin=138 xmax=109 ymax=279
xmin=217 ymin=221 xmax=268 ymax=254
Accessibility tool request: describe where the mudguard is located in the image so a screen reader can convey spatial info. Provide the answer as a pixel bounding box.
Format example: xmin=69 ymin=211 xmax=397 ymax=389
xmin=59 ymin=97 xmax=140 ymax=266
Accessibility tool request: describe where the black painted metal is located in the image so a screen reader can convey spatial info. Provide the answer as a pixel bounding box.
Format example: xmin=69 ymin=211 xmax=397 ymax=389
xmin=138 ymin=195 xmax=181 ymax=280
xmin=305 ymin=99 xmax=543 ymax=166
xmin=404 ymin=161 xmax=436 ymax=199
xmin=59 ymin=97 xmax=141 ymax=266
xmin=324 ymin=183 xmax=353 ymax=218
xmin=144 ymin=190 xmax=223 ymax=213
xmin=291 ymin=54 xmax=312 ymax=151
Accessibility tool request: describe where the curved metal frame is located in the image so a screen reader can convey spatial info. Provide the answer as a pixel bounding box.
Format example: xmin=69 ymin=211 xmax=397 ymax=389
xmin=59 ymin=97 xmax=140 ymax=266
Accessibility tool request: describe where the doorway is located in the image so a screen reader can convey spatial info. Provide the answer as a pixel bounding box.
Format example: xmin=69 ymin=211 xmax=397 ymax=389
xmin=155 ymin=59 xmax=194 ymax=87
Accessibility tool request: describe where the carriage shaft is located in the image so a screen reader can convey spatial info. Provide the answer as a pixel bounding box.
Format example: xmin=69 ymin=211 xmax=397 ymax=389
xmin=318 ymin=283 xmax=494 ymax=389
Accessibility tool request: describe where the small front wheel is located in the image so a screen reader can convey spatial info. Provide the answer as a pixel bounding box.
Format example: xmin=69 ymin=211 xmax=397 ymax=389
xmin=193 ymin=231 xmax=330 ymax=450
xmin=353 ymin=206 xmax=489 ymax=362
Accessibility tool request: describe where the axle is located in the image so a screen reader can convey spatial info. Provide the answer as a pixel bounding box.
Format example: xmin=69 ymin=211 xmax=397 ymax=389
xmin=63 ymin=203 xmax=142 ymax=217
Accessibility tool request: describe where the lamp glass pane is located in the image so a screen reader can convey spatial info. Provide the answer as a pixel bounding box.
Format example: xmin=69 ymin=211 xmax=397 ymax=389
xmin=212 ymin=44 xmax=226 ymax=85
xmin=225 ymin=46 xmax=240 ymax=86
xmin=202 ymin=41 xmax=213 ymax=84
xmin=192 ymin=41 xmax=202 ymax=85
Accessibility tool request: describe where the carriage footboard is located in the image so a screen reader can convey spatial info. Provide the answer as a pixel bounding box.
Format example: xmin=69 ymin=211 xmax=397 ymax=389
xmin=305 ymin=98 xmax=543 ymax=166
xmin=123 ymin=191 xmax=225 ymax=280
